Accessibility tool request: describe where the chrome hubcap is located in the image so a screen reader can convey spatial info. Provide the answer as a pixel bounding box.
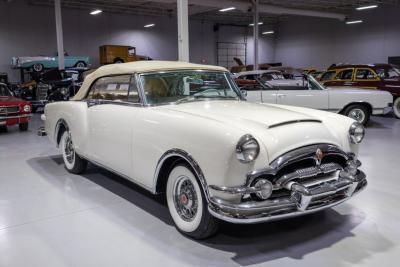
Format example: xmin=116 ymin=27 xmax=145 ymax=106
xmin=173 ymin=176 xmax=198 ymax=222
xmin=348 ymin=108 xmax=365 ymax=123
xmin=64 ymin=133 xmax=75 ymax=164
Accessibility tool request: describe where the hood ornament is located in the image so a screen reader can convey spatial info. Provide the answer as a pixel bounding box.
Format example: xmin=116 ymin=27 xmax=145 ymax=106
xmin=315 ymin=148 xmax=324 ymax=166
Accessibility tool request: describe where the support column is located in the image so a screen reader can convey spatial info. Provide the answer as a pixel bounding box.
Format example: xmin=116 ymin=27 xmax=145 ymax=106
xmin=253 ymin=0 xmax=259 ymax=71
xmin=177 ymin=0 xmax=189 ymax=62
xmin=54 ymin=0 xmax=65 ymax=70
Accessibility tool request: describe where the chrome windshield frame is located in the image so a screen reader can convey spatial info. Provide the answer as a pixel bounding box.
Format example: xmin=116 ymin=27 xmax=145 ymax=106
xmin=137 ymin=69 xmax=244 ymax=107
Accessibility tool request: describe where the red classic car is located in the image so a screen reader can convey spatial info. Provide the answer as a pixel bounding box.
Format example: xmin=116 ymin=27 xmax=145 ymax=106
xmin=321 ymin=64 xmax=400 ymax=118
xmin=0 ymin=83 xmax=32 ymax=131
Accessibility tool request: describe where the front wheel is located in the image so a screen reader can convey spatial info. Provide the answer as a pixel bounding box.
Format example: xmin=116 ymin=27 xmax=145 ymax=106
xmin=343 ymin=104 xmax=370 ymax=125
xmin=60 ymin=131 xmax=87 ymax=174
xmin=19 ymin=122 xmax=29 ymax=131
xmin=394 ymin=97 xmax=400 ymax=119
xmin=166 ymin=164 xmax=218 ymax=239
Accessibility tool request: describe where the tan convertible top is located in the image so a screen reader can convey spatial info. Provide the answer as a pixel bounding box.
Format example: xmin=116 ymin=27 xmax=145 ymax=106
xmin=73 ymin=61 xmax=228 ymax=100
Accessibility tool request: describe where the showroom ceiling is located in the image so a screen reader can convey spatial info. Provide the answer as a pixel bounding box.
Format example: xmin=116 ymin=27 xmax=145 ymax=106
xmin=27 ymin=0 xmax=399 ymax=25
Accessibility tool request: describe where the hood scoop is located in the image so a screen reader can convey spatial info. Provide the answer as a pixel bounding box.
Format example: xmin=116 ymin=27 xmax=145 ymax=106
xmin=268 ymin=119 xmax=322 ymax=129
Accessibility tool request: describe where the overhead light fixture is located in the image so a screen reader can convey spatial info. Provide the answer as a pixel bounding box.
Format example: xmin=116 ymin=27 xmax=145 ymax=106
xmin=249 ymin=22 xmax=264 ymax=26
xmin=262 ymin=31 xmax=274 ymax=35
xmin=346 ymin=20 xmax=363 ymax=24
xmin=90 ymin=9 xmax=102 ymax=15
xmin=219 ymin=7 xmax=236 ymax=12
xmin=144 ymin=24 xmax=155 ymax=28
xmin=356 ymin=5 xmax=378 ymax=10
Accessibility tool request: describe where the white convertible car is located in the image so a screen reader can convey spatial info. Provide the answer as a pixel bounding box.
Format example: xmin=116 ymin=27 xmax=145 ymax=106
xmin=42 ymin=61 xmax=367 ymax=239
xmin=240 ymin=74 xmax=393 ymax=125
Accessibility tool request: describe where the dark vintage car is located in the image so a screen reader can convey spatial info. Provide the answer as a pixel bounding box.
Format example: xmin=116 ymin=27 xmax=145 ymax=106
xmin=13 ymin=68 xmax=87 ymax=112
xmin=0 ymin=83 xmax=32 ymax=131
xmin=320 ymin=64 xmax=400 ymax=118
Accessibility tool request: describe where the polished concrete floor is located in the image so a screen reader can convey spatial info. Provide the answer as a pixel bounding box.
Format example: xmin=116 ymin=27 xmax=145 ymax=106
xmin=0 ymin=114 xmax=399 ymax=267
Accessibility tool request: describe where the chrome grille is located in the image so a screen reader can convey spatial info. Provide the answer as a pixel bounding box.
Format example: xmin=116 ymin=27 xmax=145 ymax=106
xmin=0 ymin=106 xmax=20 ymax=116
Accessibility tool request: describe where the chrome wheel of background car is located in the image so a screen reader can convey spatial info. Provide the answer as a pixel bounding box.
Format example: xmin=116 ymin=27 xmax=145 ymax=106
xmin=394 ymin=97 xmax=400 ymax=119
xmin=75 ymin=61 xmax=86 ymax=68
xmin=348 ymin=108 xmax=366 ymax=123
xmin=32 ymin=63 xmax=44 ymax=73
xmin=344 ymin=104 xmax=369 ymax=125
xmin=173 ymin=175 xmax=198 ymax=222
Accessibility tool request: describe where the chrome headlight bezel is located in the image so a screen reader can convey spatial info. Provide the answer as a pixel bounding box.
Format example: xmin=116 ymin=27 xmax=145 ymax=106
xmin=23 ymin=104 xmax=31 ymax=112
xmin=349 ymin=122 xmax=365 ymax=144
xmin=236 ymin=134 xmax=260 ymax=163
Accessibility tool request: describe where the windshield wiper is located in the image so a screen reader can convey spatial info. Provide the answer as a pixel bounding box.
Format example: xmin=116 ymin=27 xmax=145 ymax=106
xmin=174 ymin=95 xmax=237 ymax=104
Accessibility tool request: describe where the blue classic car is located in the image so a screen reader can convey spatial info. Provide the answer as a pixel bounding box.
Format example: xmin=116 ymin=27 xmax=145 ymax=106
xmin=11 ymin=54 xmax=90 ymax=72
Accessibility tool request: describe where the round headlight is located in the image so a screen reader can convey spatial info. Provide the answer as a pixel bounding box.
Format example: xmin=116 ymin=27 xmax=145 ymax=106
xmin=236 ymin=134 xmax=260 ymax=163
xmin=23 ymin=105 xmax=31 ymax=112
xmin=60 ymin=87 xmax=69 ymax=96
xmin=349 ymin=122 xmax=365 ymax=144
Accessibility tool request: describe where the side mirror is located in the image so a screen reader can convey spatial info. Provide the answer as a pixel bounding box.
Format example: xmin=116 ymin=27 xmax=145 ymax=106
xmin=240 ymin=89 xmax=248 ymax=97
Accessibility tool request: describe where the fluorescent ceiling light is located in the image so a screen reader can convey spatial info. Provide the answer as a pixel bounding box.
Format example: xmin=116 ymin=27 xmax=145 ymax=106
xmin=90 ymin=9 xmax=102 ymax=15
xmin=356 ymin=5 xmax=378 ymax=10
xmin=219 ymin=7 xmax=236 ymax=12
xmin=144 ymin=24 xmax=155 ymax=28
xmin=346 ymin=20 xmax=363 ymax=24
xmin=262 ymin=31 xmax=274 ymax=35
xmin=249 ymin=22 xmax=264 ymax=26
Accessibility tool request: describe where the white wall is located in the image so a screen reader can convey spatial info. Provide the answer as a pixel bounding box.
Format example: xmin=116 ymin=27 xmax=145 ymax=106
xmin=274 ymin=6 xmax=400 ymax=69
xmin=0 ymin=0 xmax=275 ymax=82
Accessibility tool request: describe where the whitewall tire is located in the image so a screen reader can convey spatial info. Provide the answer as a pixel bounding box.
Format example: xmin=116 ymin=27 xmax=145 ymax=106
xmin=166 ymin=164 xmax=218 ymax=239
xmin=394 ymin=97 xmax=400 ymax=119
xmin=60 ymin=131 xmax=87 ymax=174
xmin=344 ymin=104 xmax=370 ymax=125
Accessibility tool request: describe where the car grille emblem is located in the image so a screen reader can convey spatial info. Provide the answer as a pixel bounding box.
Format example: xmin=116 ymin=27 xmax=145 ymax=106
xmin=315 ymin=148 xmax=324 ymax=166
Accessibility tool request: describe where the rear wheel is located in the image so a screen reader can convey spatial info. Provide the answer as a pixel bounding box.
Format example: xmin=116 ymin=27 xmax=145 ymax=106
xmin=166 ymin=164 xmax=218 ymax=239
xmin=394 ymin=97 xmax=400 ymax=119
xmin=344 ymin=104 xmax=370 ymax=125
xmin=113 ymin=58 xmax=124 ymax=64
xmin=60 ymin=131 xmax=87 ymax=174
xmin=32 ymin=63 xmax=44 ymax=73
xmin=75 ymin=61 xmax=86 ymax=68
xmin=19 ymin=122 xmax=29 ymax=131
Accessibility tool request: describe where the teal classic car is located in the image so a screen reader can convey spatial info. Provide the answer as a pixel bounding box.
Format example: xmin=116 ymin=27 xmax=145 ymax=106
xmin=11 ymin=54 xmax=90 ymax=72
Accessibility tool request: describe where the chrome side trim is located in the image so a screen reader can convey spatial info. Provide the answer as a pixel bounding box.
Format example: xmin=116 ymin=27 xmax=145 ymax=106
xmin=54 ymin=119 xmax=69 ymax=147
xmin=268 ymin=119 xmax=322 ymax=129
xmin=153 ymin=149 xmax=210 ymax=201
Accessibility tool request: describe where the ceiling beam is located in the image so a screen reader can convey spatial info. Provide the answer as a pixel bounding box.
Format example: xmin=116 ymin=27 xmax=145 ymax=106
xmin=152 ymin=0 xmax=346 ymax=20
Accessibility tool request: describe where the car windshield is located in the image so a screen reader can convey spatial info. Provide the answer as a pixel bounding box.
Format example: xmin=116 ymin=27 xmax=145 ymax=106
xmin=141 ymin=71 xmax=241 ymax=105
xmin=260 ymin=72 xmax=285 ymax=81
xmin=376 ymin=67 xmax=400 ymax=79
xmin=0 ymin=85 xmax=12 ymax=96
xmin=307 ymin=75 xmax=325 ymax=90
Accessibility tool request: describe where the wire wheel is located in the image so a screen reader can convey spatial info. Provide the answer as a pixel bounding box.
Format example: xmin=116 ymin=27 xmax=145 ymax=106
xmin=63 ymin=132 xmax=75 ymax=164
xmin=172 ymin=175 xmax=199 ymax=222
xmin=348 ymin=108 xmax=366 ymax=123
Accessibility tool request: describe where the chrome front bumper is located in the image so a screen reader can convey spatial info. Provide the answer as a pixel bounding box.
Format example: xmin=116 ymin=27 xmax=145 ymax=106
xmin=208 ymin=146 xmax=367 ymax=224
xmin=0 ymin=114 xmax=32 ymax=125
xmin=208 ymin=171 xmax=366 ymax=223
